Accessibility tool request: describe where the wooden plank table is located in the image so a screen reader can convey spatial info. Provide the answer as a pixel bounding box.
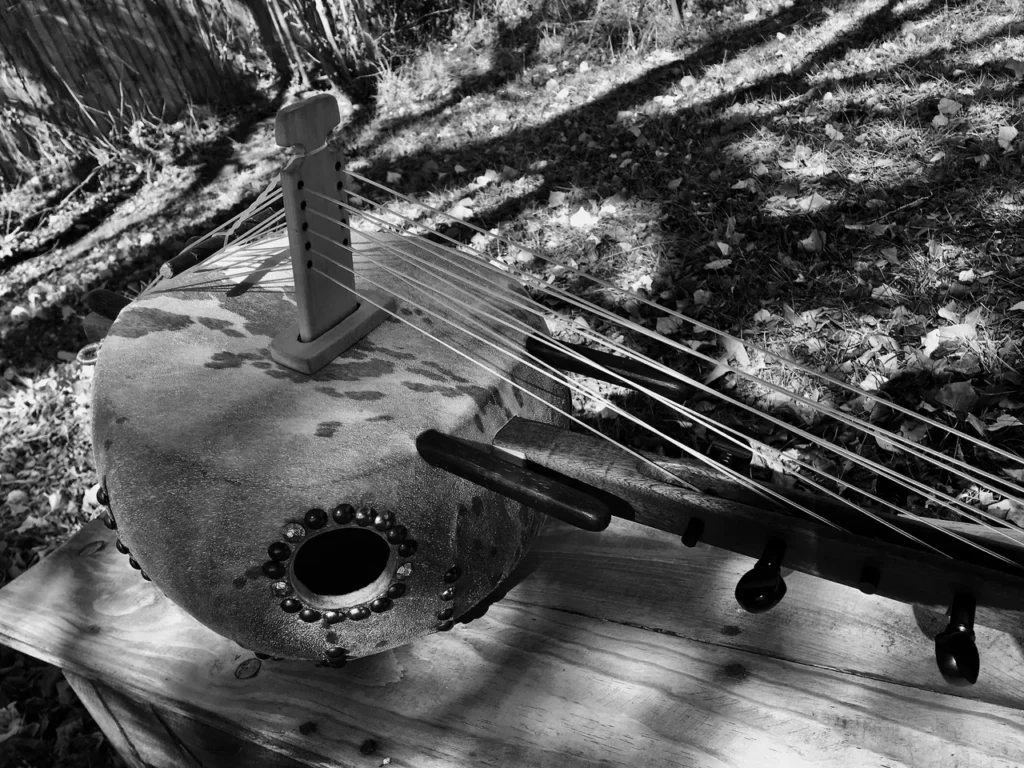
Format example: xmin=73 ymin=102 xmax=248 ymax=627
xmin=1 ymin=517 xmax=1023 ymax=767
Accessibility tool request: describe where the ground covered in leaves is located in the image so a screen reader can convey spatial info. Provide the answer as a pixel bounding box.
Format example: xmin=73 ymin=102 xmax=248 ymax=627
xmin=2 ymin=0 xmax=1024 ymax=764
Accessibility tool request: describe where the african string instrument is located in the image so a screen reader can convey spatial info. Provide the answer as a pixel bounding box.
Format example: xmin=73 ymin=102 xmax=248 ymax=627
xmin=89 ymin=94 xmax=1024 ymax=683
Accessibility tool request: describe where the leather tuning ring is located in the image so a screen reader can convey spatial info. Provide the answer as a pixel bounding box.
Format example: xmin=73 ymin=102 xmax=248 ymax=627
xmin=935 ymin=593 xmax=980 ymax=685
xmin=735 ymin=539 xmax=787 ymax=614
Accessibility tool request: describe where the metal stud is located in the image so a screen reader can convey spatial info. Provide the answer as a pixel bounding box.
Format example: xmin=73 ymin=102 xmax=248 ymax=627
xmin=267 ymin=542 xmax=291 ymax=561
xmin=271 ymin=581 xmax=293 ymax=597
xmin=96 ymin=484 xmax=109 ymax=507
xmin=444 ymin=565 xmax=462 ymax=583
xmin=323 ymin=610 xmax=345 ymax=624
xmin=281 ymin=598 xmax=302 ymax=613
xmin=115 ymin=539 xmax=130 ymax=555
xmin=386 ymin=525 xmax=407 ymax=544
xmin=441 ymin=586 xmax=456 ymax=601
xmin=102 ymin=511 xmax=117 ymax=530
xmin=299 ymin=608 xmax=322 ymax=623
xmin=128 ymin=557 xmax=140 ymax=570
xmin=437 ymin=606 xmax=454 ymax=621
xmin=325 ymin=646 xmax=347 ymax=659
xmin=140 ymin=571 xmax=151 ymax=582
xmin=373 ymin=510 xmax=395 ymax=531
xmin=398 ymin=540 xmax=418 ymax=558
xmin=255 ymin=652 xmax=272 ymax=660
xmin=262 ymin=561 xmax=286 ymax=579
xmin=332 ymin=503 xmax=355 ymax=524
xmin=347 ymin=605 xmax=371 ymax=621
xmin=370 ymin=597 xmax=392 ymax=613
xmin=304 ymin=508 xmax=328 ymax=529
xmin=437 ymin=619 xmax=455 ymax=632
xmin=354 ymin=506 xmax=373 ymax=526
xmin=386 ymin=583 xmax=407 ymax=599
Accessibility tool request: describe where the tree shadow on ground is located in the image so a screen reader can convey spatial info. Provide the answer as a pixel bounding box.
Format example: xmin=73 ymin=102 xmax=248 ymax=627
xmin=6 ymin=0 xmax=1016 ymax=374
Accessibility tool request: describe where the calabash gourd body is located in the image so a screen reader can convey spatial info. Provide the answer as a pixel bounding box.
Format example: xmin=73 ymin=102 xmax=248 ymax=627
xmin=91 ymin=232 xmax=569 ymax=661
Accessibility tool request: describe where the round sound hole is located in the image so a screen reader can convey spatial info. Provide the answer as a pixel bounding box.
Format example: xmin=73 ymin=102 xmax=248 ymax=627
xmin=292 ymin=529 xmax=393 ymax=608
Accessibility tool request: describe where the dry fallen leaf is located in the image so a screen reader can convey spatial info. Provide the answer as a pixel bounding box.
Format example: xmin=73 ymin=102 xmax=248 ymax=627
xmin=798 ymin=229 xmax=824 ymax=253
xmin=547 ymin=190 xmax=567 ymax=208
xmin=825 ymin=123 xmax=845 ymax=141
xmin=922 ymin=324 xmax=977 ymax=356
xmin=448 ymin=200 xmax=474 ymax=220
xmin=569 ymin=207 xmax=597 ymax=228
xmin=722 ymin=336 xmax=750 ymax=368
xmin=656 ymin=316 xmax=684 ymax=336
xmin=797 ymin=193 xmax=829 ymax=212
xmin=988 ymin=413 xmax=1024 ymax=431
xmin=935 ymin=381 xmax=978 ymax=413
xmin=998 ymin=124 xmax=1019 ymax=150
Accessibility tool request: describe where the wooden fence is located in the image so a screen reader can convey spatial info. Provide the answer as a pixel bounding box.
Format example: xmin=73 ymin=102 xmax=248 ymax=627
xmin=0 ymin=0 xmax=265 ymax=182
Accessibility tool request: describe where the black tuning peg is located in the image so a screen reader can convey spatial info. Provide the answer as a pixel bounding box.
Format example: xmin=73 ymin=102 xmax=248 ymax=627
xmin=735 ymin=539 xmax=787 ymax=614
xmin=935 ymin=593 xmax=979 ymax=685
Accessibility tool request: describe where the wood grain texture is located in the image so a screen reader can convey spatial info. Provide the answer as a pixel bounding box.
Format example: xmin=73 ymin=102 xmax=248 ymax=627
xmin=65 ymin=672 xmax=312 ymax=768
xmin=1 ymin=520 xmax=1023 ymax=768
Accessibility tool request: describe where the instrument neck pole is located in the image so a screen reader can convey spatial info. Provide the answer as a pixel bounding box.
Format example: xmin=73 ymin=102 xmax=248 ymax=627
xmin=269 ymin=94 xmax=395 ymax=375
xmin=276 ymin=93 xmax=356 ymax=342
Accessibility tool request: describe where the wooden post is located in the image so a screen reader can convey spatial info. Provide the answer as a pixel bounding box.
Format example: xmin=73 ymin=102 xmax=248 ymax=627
xmin=275 ymin=93 xmax=355 ymax=341
xmin=270 ymin=93 xmax=393 ymax=374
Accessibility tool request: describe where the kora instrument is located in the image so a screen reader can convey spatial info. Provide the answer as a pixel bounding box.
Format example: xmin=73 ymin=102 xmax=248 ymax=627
xmin=89 ymin=94 xmax=1024 ymax=682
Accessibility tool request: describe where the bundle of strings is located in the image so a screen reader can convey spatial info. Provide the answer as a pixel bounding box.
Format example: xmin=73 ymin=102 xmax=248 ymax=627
xmin=170 ymin=171 xmax=1024 ymax=571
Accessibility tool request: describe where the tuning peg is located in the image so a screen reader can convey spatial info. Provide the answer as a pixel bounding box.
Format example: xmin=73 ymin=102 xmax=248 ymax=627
xmin=935 ymin=593 xmax=979 ymax=685
xmin=735 ymin=539 xmax=787 ymax=614
xmin=680 ymin=518 xmax=704 ymax=548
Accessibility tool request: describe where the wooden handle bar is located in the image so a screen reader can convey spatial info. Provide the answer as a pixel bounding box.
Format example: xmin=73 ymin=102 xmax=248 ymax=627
xmin=492 ymin=417 xmax=1024 ymax=636
xmin=415 ymin=429 xmax=613 ymax=532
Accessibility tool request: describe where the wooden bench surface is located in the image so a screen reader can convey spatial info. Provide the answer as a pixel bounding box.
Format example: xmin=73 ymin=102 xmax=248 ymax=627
xmin=1 ymin=517 xmax=1023 ymax=767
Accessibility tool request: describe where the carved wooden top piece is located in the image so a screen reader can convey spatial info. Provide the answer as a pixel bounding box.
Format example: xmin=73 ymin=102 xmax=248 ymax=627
xmin=275 ymin=93 xmax=341 ymax=154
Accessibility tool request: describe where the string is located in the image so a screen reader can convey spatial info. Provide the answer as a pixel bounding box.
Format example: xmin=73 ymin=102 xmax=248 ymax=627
xmin=321 ymin=214 xmax=1024 ymax=549
xmin=346 ymin=169 xmax=1024 ymax=470
xmin=324 ymin=184 xmax=1024 ymax=524
xmin=336 ymin=183 xmax=1024 ymax=498
xmin=299 ymin=218 xmax=1024 ymax=565
xmin=313 ymin=188 xmax=1024 ymax=537
xmin=178 ymin=179 xmax=283 ymax=264
xmin=160 ymin=177 xmax=1024 ymax=563
xmin=172 ymin=181 xmax=1024 ymax=527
